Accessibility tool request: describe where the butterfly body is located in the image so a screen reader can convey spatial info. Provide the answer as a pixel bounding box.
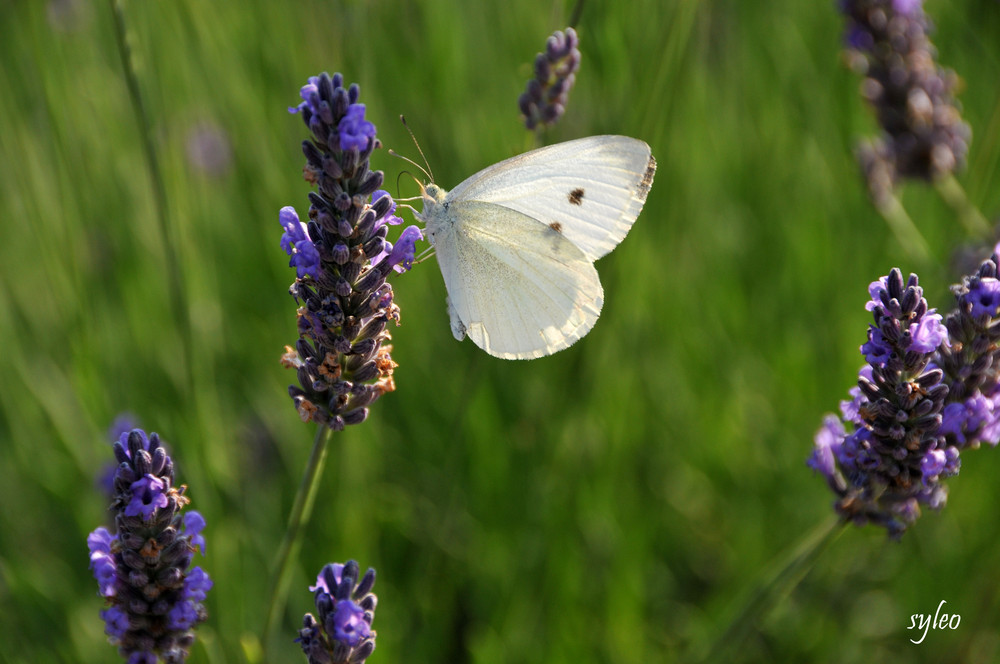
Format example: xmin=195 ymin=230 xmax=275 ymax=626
xmin=418 ymin=135 xmax=655 ymax=360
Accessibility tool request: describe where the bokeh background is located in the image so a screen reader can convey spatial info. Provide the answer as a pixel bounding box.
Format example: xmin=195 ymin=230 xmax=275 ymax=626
xmin=3 ymin=0 xmax=1000 ymax=662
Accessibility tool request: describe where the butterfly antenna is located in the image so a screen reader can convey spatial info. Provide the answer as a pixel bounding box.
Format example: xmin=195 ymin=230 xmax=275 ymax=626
xmin=400 ymin=115 xmax=434 ymax=182
xmin=388 ymin=151 xmax=433 ymax=184
xmin=394 ymin=171 xmax=425 ymax=200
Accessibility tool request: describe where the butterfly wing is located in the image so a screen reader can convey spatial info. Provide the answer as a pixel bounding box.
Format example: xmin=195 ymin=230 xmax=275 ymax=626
xmin=448 ymin=135 xmax=655 ymax=261
xmin=433 ymin=199 xmax=603 ymax=359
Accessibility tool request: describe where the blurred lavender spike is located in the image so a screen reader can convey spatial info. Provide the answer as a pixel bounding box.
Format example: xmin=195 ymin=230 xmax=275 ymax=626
xmin=518 ymin=27 xmax=581 ymax=131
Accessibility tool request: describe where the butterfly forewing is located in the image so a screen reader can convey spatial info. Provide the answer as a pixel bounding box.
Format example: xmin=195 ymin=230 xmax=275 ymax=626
xmin=447 ymin=135 xmax=655 ymax=261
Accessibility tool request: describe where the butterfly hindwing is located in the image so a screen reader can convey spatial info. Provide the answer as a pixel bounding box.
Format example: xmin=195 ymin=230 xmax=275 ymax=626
xmin=434 ymin=200 xmax=603 ymax=359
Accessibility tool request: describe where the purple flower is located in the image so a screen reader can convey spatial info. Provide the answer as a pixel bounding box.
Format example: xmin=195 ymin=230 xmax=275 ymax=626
xmin=298 ymin=560 xmax=377 ymax=664
xmin=518 ymin=27 xmax=580 ymax=130
xmin=282 ymin=73 xmax=410 ymax=430
xmin=840 ymin=0 xmax=970 ymax=200
xmin=939 ymin=401 xmax=971 ymax=443
xmin=937 ymin=254 xmax=1000 ymax=449
xmin=183 ymin=511 xmax=207 ymax=553
xmin=909 ymin=310 xmax=948 ymax=353
xmin=965 ymin=277 xmax=1000 ymax=318
xmin=808 ymin=415 xmax=843 ymax=481
xmin=101 ymin=606 xmax=130 ymax=639
xmin=127 ymin=653 xmax=158 ymax=664
xmin=892 ymin=0 xmax=922 ymax=14
xmin=920 ymin=448 xmax=946 ymax=479
xmin=374 ymin=225 xmax=424 ymax=273
xmin=183 ymin=567 xmax=214 ymax=603
xmin=860 ymin=326 xmax=892 ymax=365
xmin=371 ymin=190 xmax=404 ymax=230
xmin=310 ymin=562 xmax=345 ymax=595
xmin=167 ymin=601 xmax=201 ymax=631
xmin=125 ymin=474 xmax=168 ymax=520
xmin=89 ymin=428 xmax=211 ymax=662
xmin=88 ymin=527 xmax=118 ymax=597
xmin=185 ymin=121 xmax=233 ymax=177
xmin=865 ymin=276 xmax=888 ymax=311
xmin=280 ymin=206 xmax=321 ymax=280
xmin=813 ymin=255 xmax=1000 ymax=536
xmin=338 ymin=104 xmax=376 ymax=151
xmin=839 ymin=367 xmax=872 ymax=424
xmin=810 ymin=269 xmax=952 ymax=537
xmin=330 ymin=600 xmax=371 ymax=647
xmin=108 ymin=414 xmax=139 ymax=440
xmin=289 ymin=76 xmax=321 ymax=115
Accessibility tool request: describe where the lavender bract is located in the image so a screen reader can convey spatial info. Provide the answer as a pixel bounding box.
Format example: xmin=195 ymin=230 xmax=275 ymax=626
xmin=281 ymin=72 xmax=422 ymax=430
xmin=297 ymin=561 xmax=377 ymax=664
xmin=840 ymin=0 xmax=970 ymax=203
xmin=87 ymin=429 xmax=211 ymax=663
xmin=518 ymin=27 xmax=581 ymax=130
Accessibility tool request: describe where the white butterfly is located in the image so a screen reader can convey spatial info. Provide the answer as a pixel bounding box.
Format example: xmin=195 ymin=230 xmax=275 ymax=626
xmin=417 ymin=135 xmax=656 ymax=360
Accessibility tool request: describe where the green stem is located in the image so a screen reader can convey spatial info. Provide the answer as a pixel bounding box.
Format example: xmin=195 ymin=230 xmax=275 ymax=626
xmin=685 ymin=517 xmax=845 ymax=664
xmin=934 ymin=175 xmax=992 ymax=240
xmin=109 ymin=0 xmax=192 ymax=391
xmin=567 ymin=0 xmax=585 ymax=28
xmin=875 ymin=193 xmax=932 ymax=263
xmin=262 ymin=425 xmax=334 ymax=654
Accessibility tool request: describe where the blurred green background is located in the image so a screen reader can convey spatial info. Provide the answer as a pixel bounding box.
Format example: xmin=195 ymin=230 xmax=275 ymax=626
xmin=3 ymin=0 xmax=1000 ymax=662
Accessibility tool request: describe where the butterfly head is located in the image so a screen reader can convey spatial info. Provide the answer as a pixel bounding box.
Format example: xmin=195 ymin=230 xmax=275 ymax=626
xmin=417 ymin=182 xmax=449 ymax=221
xmin=422 ymin=183 xmax=446 ymax=203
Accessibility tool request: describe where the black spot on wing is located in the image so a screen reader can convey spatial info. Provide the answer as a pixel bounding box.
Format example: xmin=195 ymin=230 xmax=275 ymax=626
xmin=568 ymin=188 xmax=585 ymax=206
xmin=549 ymin=222 xmax=563 ymax=233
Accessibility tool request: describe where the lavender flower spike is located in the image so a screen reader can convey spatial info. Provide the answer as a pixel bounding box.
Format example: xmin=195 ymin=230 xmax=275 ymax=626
xmin=935 ymin=253 xmax=1000 ymax=449
xmin=87 ymin=429 xmax=212 ymax=662
xmin=297 ymin=560 xmax=378 ymax=664
xmin=840 ymin=0 xmax=971 ymax=202
xmin=809 ymin=269 xmax=955 ymax=537
xmin=518 ymin=27 xmax=581 ymax=130
xmin=280 ymin=72 xmax=423 ymax=430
